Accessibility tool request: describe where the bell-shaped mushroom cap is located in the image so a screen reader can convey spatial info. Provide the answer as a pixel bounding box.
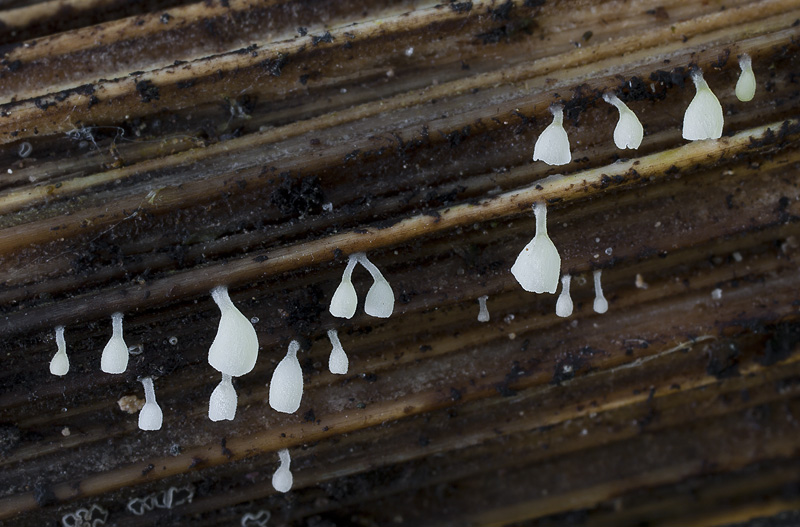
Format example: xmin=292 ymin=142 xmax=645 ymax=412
xmin=329 ymin=256 xmax=358 ymax=319
xmin=682 ymin=70 xmax=724 ymax=141
xmin=511 ymin=202 xmax=561 ymax=294
xmin=603 ymin=93 xmax=643 ymax=150
xmin=272 ymin=449 xmax=293 ymax=493
xmin=555 ymin=275 xmax=574 ymax=317
xmin=593 ymin=270 xmax=609 ymax=314
xmin=208 ymin=374 xmax=237 ymax=421
xmin=50 ymin=326 xmax=69 ymax=376
xmin=208 ymin=286 xmax=259 ymax=377
xmin=138 ymin=377 xmax=163 ymax=431
xmin=269 ymin=341 xmax=304 ymax=414
xmin=533 ymin=105 xmax=571 ymax=166
xmin=735 ymin=54 xmax=756 ymax=102
xmin=101 ymin=312 xmax=129 ymax=374
xmin=327 ymin=329 xmax=349 ymax=375
xmin=358 ymin=253 xmax=395 ymax=318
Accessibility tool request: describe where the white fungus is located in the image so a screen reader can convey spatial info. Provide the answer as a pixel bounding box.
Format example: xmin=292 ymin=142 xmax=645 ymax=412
xmin=357 ymin=253 xmax=395 ymax=318
xmin=593 ymin=270 xmax=609 ymax=314
xmin=555 ymin=275 xmax=574 ymax=317
xmin=100 ymin=312 xmax=129 ymax=374
xmin=272 ymin=449 xmax=293 ymax=493
xmin=138 ymin=377 xmax=163 ymax=431
xmin=208 ymin=286 xmax=259 ymax=377
xmin=477 ymin=295 xmax=490 ymax=323
xmin=269 ymin=340 xmax=304 ymax=414
xmin=511 ymin=202 xmax=561 ymax=294
xmin=711 ymin=288 xmax=723 ymax=300
xmin=533 ymin=105 xmax=571 ymax=166
xmin=327 ymin=329 xmax=349 ymax=375
xmin=682 ymin=69 xmax=724 ymax=141
xmin=735 ymin=53 xmax=756 ymax=102
xmin=50 ymin=326 xmax=69 ymax=376
xmin=602 ymin=93 xmax=643 ymax=149
xmin=329 ymin=255 xmax=358 ymax=319
xmin=208 ymin=373 xmax=238 ymax=422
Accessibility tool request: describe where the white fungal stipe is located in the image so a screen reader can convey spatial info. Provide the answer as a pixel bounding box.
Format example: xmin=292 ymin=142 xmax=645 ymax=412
xmin=327 ymin=329 xmax=349 ymax=375
xmin=209 ymin=373 xmax=238 ymax=422
xmin=477 ymin=295 xmax=490 ymax=322
xmin=138 ymin=377 xmax=163 ymax=431
xmin=269 ymin=341 xmax=304 ymax=414
xmin=208 ymin=286 xmax=259 ymax=377
xmin=682 ymin=69 xmax=724 ymax=141
xmin=735 ymin=54 xmax=756 ymax=102
xmin=329 ymin=255 xmax=358 ymax=319
xmin=555 ymin=275 xmax=574 ymax=318
xmin=357 ymin=253 xmax=395 ymax=318
xmin=511 ymin=202 xmax=561 ymax=294
xmin=272 ymin=449 xmax=293 ymax=493
xmin=50 ymin=326 xmax=69 ymax=376
xmin=100 ymin=312 xmax=129 ymax=374
xmin=593 ymin=270 xmax=609 ymax=314
xmin=602 ymin=93 xmax=643 ymax=149
xmin=533 ymin=105 xmax=571 ymax=166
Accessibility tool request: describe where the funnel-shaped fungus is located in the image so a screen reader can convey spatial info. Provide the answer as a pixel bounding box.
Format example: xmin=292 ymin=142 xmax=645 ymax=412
xmin=272 ymin=449 xmax=293 ymax=493
xmin=269 ymin=341 xmax=303 ymax=413
xmin=208 ymin=286 xmax=259 ymax=377
xmin=208 ymin=373 xmax=237 ymax=421
xmin=329 ymin=255 xmax=358 ymax=319
xmin=100 ymin=312 xmax=129 ymax=374
xmin=357 ymin=253 xmax=395 ymax=318
xmin=327 ymin=329 xmax=349 ymax=375
xmin=138 ymin=377 xmax=163 ymax=431
xmin=593 ymin=270 xmax=609 ymax=314
xmin=603 ymin=93 xmax=643 ymax=149
xmin=50 ymin=326 xmax=69 ymax=376
xmin=533 ymin=105 xmax=571 ymax=166
xmin=477 ymin=295 xmax=490 ymax=322
xmin=555 ymin=275 xmax=574 ymax=317
xmin=511 ymin=202 xmax=561 ymax=294
xmin=735 ymin=54 xmax=756 ymax=102
xmin=682 ymin=69 xmax=724 ymax=140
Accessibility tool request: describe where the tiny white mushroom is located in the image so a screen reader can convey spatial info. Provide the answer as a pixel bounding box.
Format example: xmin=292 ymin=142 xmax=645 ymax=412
xmin=208 ymin=373 xmax=237 ymax=422
xmin=269 ymin=341 xmax=304 ymax=414
xmin=511 ymin=202 xmax=561 ymax=294
xmin=100 ymin=312 xmax=129 ymax=374
xmin=533 ymin=104 xmax=571 ymax=166
xmin=208 ymin=286 xmax=259 ymax=377
xmin=682 ymin=69 xmax=724 ymax=141
xmin=593 ymin=270 xmax=609 ymax=314
xmin=327 ymin=329 xmax=349 ymax=375
xmin=272 ymin=449 xmax=293 ymax=493
xmin=329 ymin=255 xmax=358 ymax=319
xmin=138 ymin=377 xmax=163 ymax=431
xmin=735 ymin=53 xmax=756 ymax=102
xmin=357 ymin=253 xmax=395 ymax=318
xmin=555 ymin=275 xmax=573 ymax=318
xmin=477 ymin=295 xmax=490 ymax=323
xmin=602 ymin=93 xmax=643 ymax=149
xmin=50 ymin=326 xmax=69 ymax=376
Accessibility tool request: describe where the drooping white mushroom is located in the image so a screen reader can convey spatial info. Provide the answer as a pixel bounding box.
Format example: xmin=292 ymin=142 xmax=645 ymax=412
xmin=329 ymin=255 xmax=358 ymax=319
xmin=101 ymin=312 xmax=129 ymax=374
xmin=511 ymin=202 xmax=561 ymax=294
xmin=272 ymin=449 xmax=293 ymax=493
xmin=208 ymin=286 xmax=259 ymax=377
xmin=327 ymin=329 xmax=349 ymax=375
xmin=735 ymin=53 xmax=756 ymax=102
xmin=555 ymin=275 xmax=573 ymax=317
xmin=50 ymin=326 xmax=69 ymax=376
xmin=593 ymin=270 xmax=609 ymax=314
xmin=208 ymin=373 xmax=237 ymax=422
xmin=138 ymin=377 xmax=163 ymax=431
xmin=602 ymin=93 xmax=643 ymax=149
xmin=477 ymin=295 xmax=490 ymax=323
xmin=682 ymin=69 xmax=724 ymax=141
xmin=356 ymin=253 xmax=395 ymax=318
xmin=533 ymin=104 xmax=571 ymax=166
xmin=269 ymin=341 xmax=303 ymax=414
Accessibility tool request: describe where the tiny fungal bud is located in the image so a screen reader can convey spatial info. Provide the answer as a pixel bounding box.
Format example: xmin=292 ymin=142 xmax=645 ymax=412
xmin=477 ymin=295 xmax=490 ymax=323
xmin=209 ymin=373 xmax=237 ymax=422
xmin=533 ymin=104 xmax=571 ymax=166
xmin=138 ymin=377 xmax=163 ymax=431
xmin=330 ymin=255 xmax=358 ymax=319
xmin=602 ymin=93 xmax=643 ymax=150
xmin=269 ymin=341 xmax=304 ymax=414
xmin=327 ymin=329 xmax=349 ymax=375
xmin=50 ymin=326 xmax=69 ymax=376
xmin=735 ymin=53 xmax=756 ymax=102
xmin=18 ymin=141 xmax=32 ymax=158
xmin=682 ymin=69 xmax=724 ymax=141
xmin=511 ymin=202 xmax=561 ymax=294
xmin=356 ymin=253 xmax=395 ymax=318
xmin=555 ymin=275 xmax=573 ymax=317
xmin=208 ymin=286 xmax=259 ymax=377
xmin=101 ymin=312 xmax=129 ymax=374
xmin=635 ymin=273 xmax=649 ymax=290
xmin=272 ymin=449 xmax=293 ymax=493
xmin=593 ymin=270 xmax=608 ymax=314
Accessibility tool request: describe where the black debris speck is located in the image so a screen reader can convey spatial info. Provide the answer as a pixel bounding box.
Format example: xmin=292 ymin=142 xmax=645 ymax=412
xmin=490 ymin=0 xmax=513 ymax=20
xmin=270 ymin=174 xmax=324 ymax=216
xmin=33 ymin=482 xmax=57 ymax=507
xmin=311 ymin=31 xmax=334 ymax=46
xmin=450 ymin=1 xmax=472 ymax=13
xmin=160 ymin=13 xmax=172 ymax=23
xmin=135 ymin=80 xmax=160 ymax=103
xmin=297 ymin=27 xmax=307 ymax=36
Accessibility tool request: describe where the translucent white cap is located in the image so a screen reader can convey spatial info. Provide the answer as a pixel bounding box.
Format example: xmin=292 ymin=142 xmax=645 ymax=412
xmin=603 ymin=93 xmax=643 ymax=150
xmin=329 ymin=256 xmax=358 ymax=319
xmin=209 ymin=373 xmax=237 ymax=421
xmin=138 ymin=377 xmax=163 ymax=431
xmin=555 ymin=274 xmax=573 ymax=317
xmin=533 ymin=105 xmax=571 ymax=166
xmin=511 ymin=202 xmax=561 ymax=294
xmin=593 ymin=270 xmax=609 ymax=314
xmin=327 ymin=329 xmax=349 ymax=375
xmin=101 ymin=312 xmax=129 ymax=374
xmin=208 ymin=286 xmax=259 ymax=377
xmin=269 ymin=341 xmax=304 ymax=414
xmin=357 ymin=253 xmax=394 ymax=318
xmin=272 ymin=449 xmax=293 ymax=493
xmin=477 ymin=295 xmax=490 ymax=323
xmin=682 ymin=70 xmax=724 ymax=141
xmin=735 ymin=54 xmax=756 ymax=102
xmin=50 ymin=326 xmax=69 ymax=376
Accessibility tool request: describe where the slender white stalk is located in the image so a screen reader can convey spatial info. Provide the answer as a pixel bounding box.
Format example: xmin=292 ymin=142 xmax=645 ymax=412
xmin=138 ymin=377 xmax=163 ymax=431
xmin=682 ymin=69 xmax=724 ymax=140
xmin=602 ymin=93 xmax=643 ymax=149
xmin=511 ymin=202 xmax=561 ymax=294
xmin=735 ymin=53 xmax=756 ymax=102
xmin=272 ymin=449 xmax=293 ymax=493
xmin=327 ymin=329 xmax=349 ymax=375
xmin=477 ymin=295 xmax=490 ymax=323
xmin=208 ymin=286 xmax=259 ymax=377
xmin=269 ymin=341 xmax=303 ymax=414
xmin=533 ymin=105 xmax=571 ymax=166
xmin=555 ymin=275 xmax=573 ymax=317
xmin=50 ymin=326 xmax=69 ymax=376
xmin=100 ymin=312 xmax=129 ymax=374
xmin=356 ymin=253 xmax=395 ymax=318
xmin=593 ymin=270 xmax=609 ymax=314
xmin=209 ymin=373 xmax=237 ymax=421
xmin=329 ymin=256 xmax=359 ymax=319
